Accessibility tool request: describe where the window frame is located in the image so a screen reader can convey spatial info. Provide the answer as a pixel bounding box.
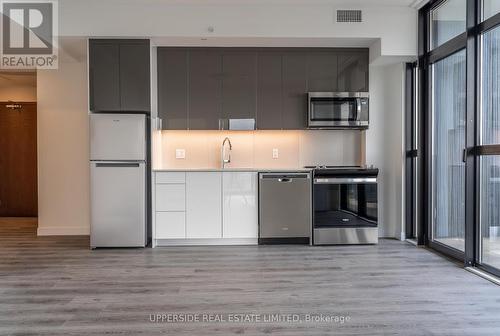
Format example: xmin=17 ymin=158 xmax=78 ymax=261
xmin=417 ymin=0 xmax=500 ymax=277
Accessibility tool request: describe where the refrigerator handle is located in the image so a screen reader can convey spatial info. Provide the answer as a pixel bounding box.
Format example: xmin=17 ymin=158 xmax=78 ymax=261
xmin=95 ymin=163 xmax=141 ymax=168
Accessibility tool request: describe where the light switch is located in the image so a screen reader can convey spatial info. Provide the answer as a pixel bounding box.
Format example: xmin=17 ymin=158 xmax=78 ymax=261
xmin=175 ymin=149 xmax=186 ymax=159
xmin=272 ymin=148 xmax=279 ymax=159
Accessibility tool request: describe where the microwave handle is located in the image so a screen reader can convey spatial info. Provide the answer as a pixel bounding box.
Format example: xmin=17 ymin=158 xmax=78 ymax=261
xmin=356 ymin=98 xmax=362 ymax=119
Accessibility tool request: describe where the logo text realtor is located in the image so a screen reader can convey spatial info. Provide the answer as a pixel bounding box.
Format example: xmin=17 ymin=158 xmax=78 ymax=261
xmin=1 ymin=0 xmax=58 ymax=69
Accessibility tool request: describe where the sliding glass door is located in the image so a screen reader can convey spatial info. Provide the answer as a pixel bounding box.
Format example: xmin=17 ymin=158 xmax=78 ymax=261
xmin=479 ymin=24 xmax=500 ymax=270
xmin=418 ymin=0 xmax=500 ymax=275
xmin=431 ymin=50 xmax=467 ymax=252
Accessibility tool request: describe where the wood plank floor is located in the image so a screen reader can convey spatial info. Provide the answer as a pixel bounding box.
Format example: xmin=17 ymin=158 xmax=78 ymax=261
xmin=1 ymin=218 xmax=500 ymax=336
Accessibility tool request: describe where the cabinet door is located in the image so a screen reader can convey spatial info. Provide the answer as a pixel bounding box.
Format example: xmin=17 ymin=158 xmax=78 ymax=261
xmin=156 ymin=184 xmax=186 ymax=212
xmin=119 ymin=42 xmax=151 ymax=112
xmin=282 ymin=52 xmax=307 ymax=129
xmin=337 ymin=50 xmax=369 ymax=92
xmin=157 ymin=49 xmax=188 ymax=129
xmin=221 ymin=51 xmax=257 ymax=120
xmin=156 ymin=212 xmax=185 ymax=239
xmin=89 ymin=41 xmax=120 ymax=112
xmin=222 ymin=172 xmax=258 ymax=239
xmin=186 ymin=172 xmax=222 ymax=238
xmin=256 ymin=52 xmax=282 ymax=129
xmin=189 ymin=49 xmax=222 ymax=130
xmin=307 ymin=51 xmax=338 ymax=92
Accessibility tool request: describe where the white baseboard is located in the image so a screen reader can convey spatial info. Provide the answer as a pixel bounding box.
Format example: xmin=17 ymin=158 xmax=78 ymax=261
xmin=37 ymin=226 xmax=90 ymax=236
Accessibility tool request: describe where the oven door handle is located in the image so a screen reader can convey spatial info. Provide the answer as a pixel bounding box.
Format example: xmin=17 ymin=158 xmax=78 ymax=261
xmin=314 ymin=177 xmax=377 ymax=184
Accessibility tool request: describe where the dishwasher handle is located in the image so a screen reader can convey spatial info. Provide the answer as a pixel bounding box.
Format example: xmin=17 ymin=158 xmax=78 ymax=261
xmin=260 ymin=173 xmax=311 ymax=180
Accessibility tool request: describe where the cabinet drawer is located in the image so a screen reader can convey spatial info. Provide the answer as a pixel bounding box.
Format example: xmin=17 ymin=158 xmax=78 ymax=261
xmin=156 ymin=184 xmax=185 ymax=211
xmin=156 ymin=172 xmax=185 ymax=184
xmin=156 ymin=212 xmax=185 ymax=239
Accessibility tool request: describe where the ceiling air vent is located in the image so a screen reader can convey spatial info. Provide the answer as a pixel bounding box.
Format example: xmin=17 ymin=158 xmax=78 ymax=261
xmin=336 ymin=10 xmax=362 ymax=23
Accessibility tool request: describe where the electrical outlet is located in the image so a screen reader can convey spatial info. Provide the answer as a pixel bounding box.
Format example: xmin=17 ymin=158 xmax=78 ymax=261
xmin=175 ymin=149 xmax=186 ymax=159
xmin=272 ymin=148 xmax=279 ymax=159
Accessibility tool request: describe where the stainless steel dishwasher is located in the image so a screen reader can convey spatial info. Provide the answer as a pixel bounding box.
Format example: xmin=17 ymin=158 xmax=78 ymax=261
xmin=258 ymin=172 xmax=312 ymax=244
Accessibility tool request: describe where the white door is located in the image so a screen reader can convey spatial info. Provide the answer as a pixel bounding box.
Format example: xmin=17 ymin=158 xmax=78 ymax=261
xmin=90 ymin=113 xmax=146 ymax=160
xmin=222 ymin=172 xmax=258 ymax=238
xmin=186 ymin=172 xmax=222 ymax=239
xmin=90 ymin=162 xmax=146 ymax=247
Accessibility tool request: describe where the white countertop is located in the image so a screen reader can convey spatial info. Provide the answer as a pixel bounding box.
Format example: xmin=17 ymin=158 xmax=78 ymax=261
xmin=153 ymin=168 xmax=312 ymax=173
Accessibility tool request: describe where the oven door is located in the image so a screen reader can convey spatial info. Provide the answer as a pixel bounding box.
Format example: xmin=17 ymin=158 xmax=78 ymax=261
xmin=313 ymin=177 xmax=378 ymax=229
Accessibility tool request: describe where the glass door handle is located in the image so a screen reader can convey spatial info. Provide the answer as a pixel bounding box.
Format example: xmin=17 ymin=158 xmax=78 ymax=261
xmin=407 ymin=149 xmax=418 ymax=158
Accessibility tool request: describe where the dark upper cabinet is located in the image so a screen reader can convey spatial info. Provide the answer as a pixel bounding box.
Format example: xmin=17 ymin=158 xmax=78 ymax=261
xmin=282 ymin=52 xmax=307 ymax=129
xmin=306 ymin=51 xmax=338 ymax=92
xmin=221 ymin=51 xmax=257 ymax=120
xmin=257 ymin=52 xmax=282 ymax=130
xmin=89 ymin=39 xmax=150 ymax=113
xmin=119 ymin=42 xmax=151 ymax=112
xmin=89 ymin=42 xmax=120 ymax=112
xmin=337 ymin=49 xmax=369 ymax=92
xmin=156 ymin=47 xmax=368 ymax=130
xmin=157 ymin=49 xmax=188 ymax=129
xmin=189 ymin=49 xmax=222 ymax=130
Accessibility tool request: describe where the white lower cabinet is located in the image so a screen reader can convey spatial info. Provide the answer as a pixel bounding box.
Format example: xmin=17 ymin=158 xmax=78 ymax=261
xmin=154 ymin=171 xmax=258 ymax=245
xmin=185 ymin=172 xmax=222 ymax=239
xmin=156 ymin=212 xmax=185 ymax=239
xmin=222 ymin=172 xmax=258 ymax=239
xmin=155 ymin=184 xmax=185 ymax=211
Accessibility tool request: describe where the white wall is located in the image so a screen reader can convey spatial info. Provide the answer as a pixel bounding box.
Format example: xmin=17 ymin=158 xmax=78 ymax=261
xmin=0 ymin=73 xmax=37 ymax=102
xmin=36 ymin=40 xmax=89 ymax=235
xmin=58 ymin=0 xmax=417 ymax=57
xmin=365 ymin=62 xmax=405 ymax=239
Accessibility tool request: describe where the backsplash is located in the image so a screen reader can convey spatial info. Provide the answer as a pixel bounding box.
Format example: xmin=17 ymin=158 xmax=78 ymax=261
xmin=154 ymin=130 xmax=362 ymax=169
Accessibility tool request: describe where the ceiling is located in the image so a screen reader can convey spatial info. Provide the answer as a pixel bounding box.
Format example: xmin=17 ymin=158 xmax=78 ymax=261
xmin=172 ymin=0 xmax=419 ymax=6
xmin=62 ymin=0 xmax=428 ymax=8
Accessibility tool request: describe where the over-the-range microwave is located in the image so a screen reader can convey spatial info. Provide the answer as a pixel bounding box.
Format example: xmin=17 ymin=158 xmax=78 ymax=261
xmin=307 ymin=92 xmax=369 ymax=129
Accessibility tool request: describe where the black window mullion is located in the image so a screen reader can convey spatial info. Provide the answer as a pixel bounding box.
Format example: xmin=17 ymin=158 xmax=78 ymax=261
xmin=478 ymin=11 xmax=500 ymax=33
xmin=417 ymin=63 xmax=427 ymax=246
xmin=417 ymin=5 xmax=429 ymax=246
xmin=405 ymin=63 xmax=418 ymax=239
xmin=464 ymin=0 xmax=479 ymax=267
xmin=475 ymin=144 xmax=500 ymax=155
xmin=428 ymin=33 xmax=468 ymax=64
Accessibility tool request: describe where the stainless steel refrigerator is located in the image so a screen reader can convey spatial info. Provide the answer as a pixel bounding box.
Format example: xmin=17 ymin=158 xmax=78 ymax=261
xmin=90 ymin=113 xmax=147 ymax=248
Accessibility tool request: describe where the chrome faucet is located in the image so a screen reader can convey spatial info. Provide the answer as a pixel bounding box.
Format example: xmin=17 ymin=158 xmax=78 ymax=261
xmin=221 ymin=137 xmax=232 ymax=169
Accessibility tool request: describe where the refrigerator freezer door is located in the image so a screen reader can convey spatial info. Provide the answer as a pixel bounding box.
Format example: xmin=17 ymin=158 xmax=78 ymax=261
xmin=90 ymin=161 xmax=146 ymax=247
xmin=90 ymin=114 xmax=146 ymax=161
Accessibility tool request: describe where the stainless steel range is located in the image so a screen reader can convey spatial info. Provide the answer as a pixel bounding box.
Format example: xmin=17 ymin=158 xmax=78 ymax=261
xmin=306 ymin=166 xmax=379 ymax=245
